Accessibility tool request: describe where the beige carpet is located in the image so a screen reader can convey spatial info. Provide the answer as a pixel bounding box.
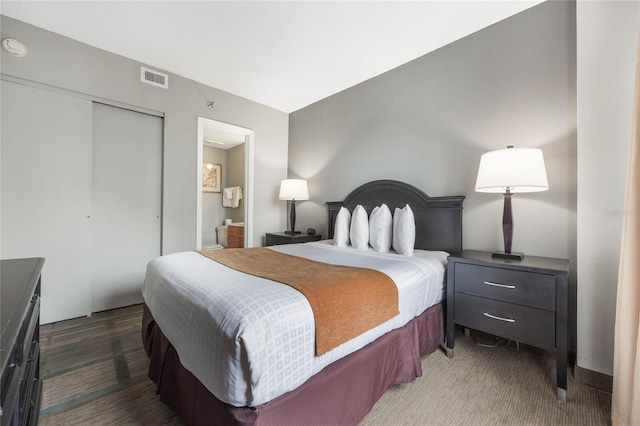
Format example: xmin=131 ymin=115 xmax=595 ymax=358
xmin=38 ymin=305 xmax=611 ymax=425
xmin=362 ymin=334 xmax=610 ymax=425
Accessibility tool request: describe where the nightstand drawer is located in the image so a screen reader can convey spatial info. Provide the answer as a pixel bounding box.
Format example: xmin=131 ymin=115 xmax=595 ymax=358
xmin=454 ymin=293 xmax=555 ymax=349
xmin=455 ymin=263 xmax=556 ymax=311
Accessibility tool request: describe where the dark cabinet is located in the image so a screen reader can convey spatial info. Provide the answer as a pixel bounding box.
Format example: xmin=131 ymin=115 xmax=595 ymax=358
xmin=1 ymin=258 xmax=45 ymax=426
xmin=228 ymin=225 xmax=245 ymax=248
xmin=446 ymin=250 xmax=569 ymax=401
xmin=265 ymin=232 xmax=321 ymax=246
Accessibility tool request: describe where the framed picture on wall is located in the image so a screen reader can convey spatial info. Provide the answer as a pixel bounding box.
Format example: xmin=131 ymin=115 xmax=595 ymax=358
xmin=203 ymin=162 xmax=221 ymax=193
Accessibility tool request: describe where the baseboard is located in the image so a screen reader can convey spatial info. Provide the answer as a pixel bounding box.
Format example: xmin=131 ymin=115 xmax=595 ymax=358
xmin=575 ymin=365 xmax=613 ymax=393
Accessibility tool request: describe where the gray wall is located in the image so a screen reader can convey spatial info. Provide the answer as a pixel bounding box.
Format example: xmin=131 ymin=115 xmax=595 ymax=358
xmin=289 ymin=1 xmax=578 ymax=356
xmin=202 ymin=146 xmax=228 ymax=246
xmin=290 ymin=2 xmax=576 ymax=259
xmin=0 ymin=15 xmax=289 ymax=255
xmin=226 ymin=144 xmax=246 ymax=223
xmin=576 ymin=0 xmax=640 ymax=376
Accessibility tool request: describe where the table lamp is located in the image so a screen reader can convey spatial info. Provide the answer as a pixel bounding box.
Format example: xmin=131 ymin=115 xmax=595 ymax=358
xmin=279 ymin=179 xmax=309 ymax=235
xmin=475 ymin=146 xmax=549 ymax=260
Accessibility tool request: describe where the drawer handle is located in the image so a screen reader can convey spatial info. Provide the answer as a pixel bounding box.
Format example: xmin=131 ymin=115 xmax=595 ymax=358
xmin=483 ymin=281 xmax=516 ymax=289
xmin=483 ymin=312 xmax=515 ymax=323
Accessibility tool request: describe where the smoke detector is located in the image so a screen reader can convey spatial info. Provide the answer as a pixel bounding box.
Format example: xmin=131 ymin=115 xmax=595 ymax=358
xmin=2 ymin=38 xmax=27 ymax=57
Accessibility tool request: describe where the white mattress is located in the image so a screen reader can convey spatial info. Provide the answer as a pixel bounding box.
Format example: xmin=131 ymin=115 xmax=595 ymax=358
xmin=142 ymin=241 xmax=448 ymax=407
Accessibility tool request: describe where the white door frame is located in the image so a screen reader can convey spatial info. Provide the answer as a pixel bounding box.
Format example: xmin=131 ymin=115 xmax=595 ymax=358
xmin=196 ymin=117 xmax=254 ymax=249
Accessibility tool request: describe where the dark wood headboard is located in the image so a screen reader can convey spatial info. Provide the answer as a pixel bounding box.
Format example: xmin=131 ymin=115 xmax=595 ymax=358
xmin=327 ymin=180 xmax=465 ymax=253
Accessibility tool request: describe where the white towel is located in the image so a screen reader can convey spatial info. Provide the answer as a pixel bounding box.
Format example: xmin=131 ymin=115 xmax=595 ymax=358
xmin=222 ymin=186 xmax=242 ymax=208
xmin=233 ymin=187 xmax=243 ymax=207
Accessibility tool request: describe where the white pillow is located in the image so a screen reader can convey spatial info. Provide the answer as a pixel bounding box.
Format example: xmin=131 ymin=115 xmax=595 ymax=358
xmin=392 ymin=204 xmax=416 ymax=256
xmin=369 ymin=204 xmax=392 ymax=252
xmin=350 ymin=205 xmax=369 ymax=250
xmin=333 ymin=206 xmax=351 ymax=247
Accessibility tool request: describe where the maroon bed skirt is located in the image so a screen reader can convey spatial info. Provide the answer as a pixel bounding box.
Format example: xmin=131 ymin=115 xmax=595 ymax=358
xmin=142 ymin=302 xmax=444 ymax=426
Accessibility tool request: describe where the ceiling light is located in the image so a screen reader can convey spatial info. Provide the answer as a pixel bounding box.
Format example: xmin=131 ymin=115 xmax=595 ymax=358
xmin=2 ymin=38 xmax=27 ymax=57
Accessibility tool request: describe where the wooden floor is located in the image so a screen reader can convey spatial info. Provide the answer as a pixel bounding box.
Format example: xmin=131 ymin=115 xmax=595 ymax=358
xmin=38 ymin=304 xmax=182 ymax=425
xmin=38 ymin=304 xmax=612 ymax=425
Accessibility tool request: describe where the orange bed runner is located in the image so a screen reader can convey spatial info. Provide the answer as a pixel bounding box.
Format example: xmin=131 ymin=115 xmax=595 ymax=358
xmin=198 ymin=247 xmax=399 ymax=355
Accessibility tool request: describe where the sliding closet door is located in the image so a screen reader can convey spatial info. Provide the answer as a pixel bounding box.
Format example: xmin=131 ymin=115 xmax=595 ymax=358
xmin=1 ymin=81 xmax=93 ymax=324
xmin=91 ymin=103 xmax=162 ymax=312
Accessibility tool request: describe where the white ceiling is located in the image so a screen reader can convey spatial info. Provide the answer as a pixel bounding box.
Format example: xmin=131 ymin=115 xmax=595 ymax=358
xmin=203 ymin=127 xmax=246 ymax=150
xmin=1 ymin=1 xmax=544 ymax=113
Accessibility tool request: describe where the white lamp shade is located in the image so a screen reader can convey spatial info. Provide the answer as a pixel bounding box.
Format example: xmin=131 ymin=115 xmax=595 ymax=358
xmin=279 ymin=179 xmax=309 ymax=200
xmin=475 ymin=147 xmax=549 ymax=193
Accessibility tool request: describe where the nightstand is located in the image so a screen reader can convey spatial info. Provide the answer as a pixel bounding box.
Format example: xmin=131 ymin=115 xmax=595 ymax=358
xmin=446 ymin=250 xmax=569 ymax=401
xmin=265 ymin=232 xmax=321 ymax=246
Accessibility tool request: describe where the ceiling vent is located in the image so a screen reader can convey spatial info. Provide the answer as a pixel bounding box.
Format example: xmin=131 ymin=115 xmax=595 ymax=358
xmin=140 ymin=66 xmax=168 ymax=89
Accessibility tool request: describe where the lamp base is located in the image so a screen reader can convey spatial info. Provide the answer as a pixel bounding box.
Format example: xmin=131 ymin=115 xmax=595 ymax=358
xmin=492 ymin=251 xmax=524 ymax=260
xmin=284 ymin=230 xmax=301 ymax=235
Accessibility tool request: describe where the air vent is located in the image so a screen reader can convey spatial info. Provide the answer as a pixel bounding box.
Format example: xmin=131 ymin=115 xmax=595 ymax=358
xmin=140 ymin=66 xmax=168 ymax=89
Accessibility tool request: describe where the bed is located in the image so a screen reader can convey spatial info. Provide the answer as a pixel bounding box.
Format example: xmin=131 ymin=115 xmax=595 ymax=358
xmin=142 ymin=179 xmax=465 ymax=426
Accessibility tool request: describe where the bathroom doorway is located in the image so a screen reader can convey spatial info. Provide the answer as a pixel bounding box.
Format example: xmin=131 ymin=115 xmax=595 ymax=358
xmin=196 ymin=117 xmax=254 ymax=249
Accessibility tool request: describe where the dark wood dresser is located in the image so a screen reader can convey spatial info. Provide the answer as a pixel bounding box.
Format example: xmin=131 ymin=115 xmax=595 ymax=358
xmin=446 ymin=250 xmax=569 ymax=401
xmin=1 ymin=258 xmax=45 ymax=426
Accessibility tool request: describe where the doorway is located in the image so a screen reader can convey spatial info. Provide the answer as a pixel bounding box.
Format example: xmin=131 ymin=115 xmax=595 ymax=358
xmin=196 ymin=118 xmax=254 ymax=249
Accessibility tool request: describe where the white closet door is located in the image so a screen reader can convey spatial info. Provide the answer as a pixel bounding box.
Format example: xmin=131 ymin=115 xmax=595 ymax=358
xmin=91 ymin=103 xmax=162 ymax=312
xmin=1 ymin=81 xmax=93 ymax=324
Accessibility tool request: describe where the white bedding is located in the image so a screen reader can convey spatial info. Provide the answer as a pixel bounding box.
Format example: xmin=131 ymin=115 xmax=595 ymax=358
xmin=142 ymin=241 xmax=448 ymax=407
